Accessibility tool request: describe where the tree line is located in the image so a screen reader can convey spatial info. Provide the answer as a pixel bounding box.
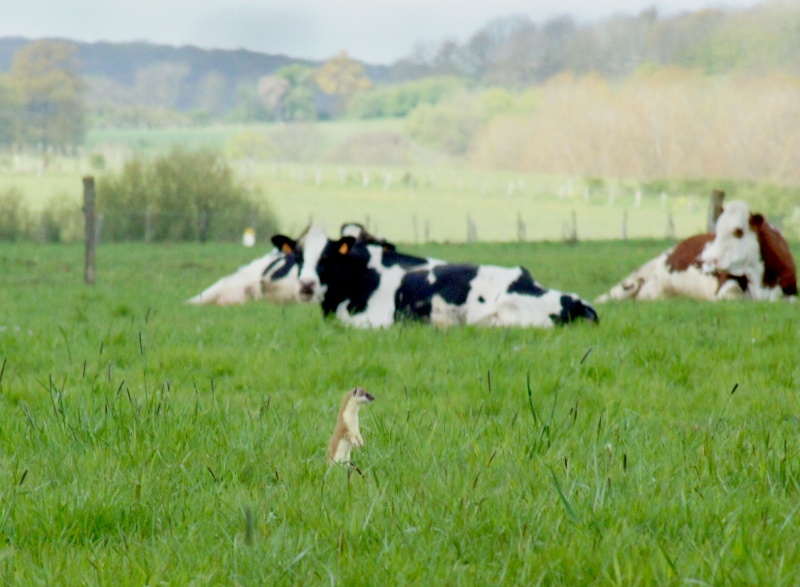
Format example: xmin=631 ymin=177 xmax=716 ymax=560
xmin=0 ymin=41 xmax=85 ymax=151
xmin=394 ymin=2 xmax=800 ymax=84
xmin=2 ymin=1 xmax=799 ymax=134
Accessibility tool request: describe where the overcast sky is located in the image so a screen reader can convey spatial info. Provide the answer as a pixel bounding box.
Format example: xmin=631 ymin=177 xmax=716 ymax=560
xmin=3 ymin=0 xmax=766 ymax=64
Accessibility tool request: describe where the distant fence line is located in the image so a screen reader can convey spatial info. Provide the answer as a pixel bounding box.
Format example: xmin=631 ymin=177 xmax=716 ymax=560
xmin=259 ymin=163 xmax=706 ymax=209
xmin=0 ymin=206 xmax=688 ymax=246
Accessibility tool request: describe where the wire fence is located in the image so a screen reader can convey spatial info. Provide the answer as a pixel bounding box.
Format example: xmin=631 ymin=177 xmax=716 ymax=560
xmin=0 ymin=202 xmax=697 ymax=245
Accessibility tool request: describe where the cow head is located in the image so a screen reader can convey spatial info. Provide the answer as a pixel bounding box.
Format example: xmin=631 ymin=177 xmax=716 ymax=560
xmin=700 ymin=201 xmax=763 ymax=279
xmin=259 ymin=250 xmax=300 ymax=304
xmin=270 ymin=224 xmax=333 ymax=302
xmin=341 ymin=222 xmax=397 ymax=251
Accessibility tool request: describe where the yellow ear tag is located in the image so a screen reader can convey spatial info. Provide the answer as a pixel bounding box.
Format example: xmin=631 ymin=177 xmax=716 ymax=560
xmin=338 ymin=242 xmax=350 ymax=255
xmin=281 ymin=243 xmax=293 ymax=254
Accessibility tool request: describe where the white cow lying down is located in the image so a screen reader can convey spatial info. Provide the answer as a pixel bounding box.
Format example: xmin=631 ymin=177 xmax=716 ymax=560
xmin=187 ymin=249 xmax=297 ymax=306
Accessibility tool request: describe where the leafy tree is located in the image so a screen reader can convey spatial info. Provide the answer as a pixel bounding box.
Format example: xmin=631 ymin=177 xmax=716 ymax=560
xmin=195 ymin=71 xmax=228 ymax=117
xmin=0 ymin=75 xmax=24 ymax=147
xmin=257 ymin=76 xmax=290 ymax=119
xmin=405 ymin=93 xmax=485 ymax=155
xmin=314 ymin=51 xmax=372 ymax=115
xmin=10 ymin=40 xmax=86 ymax=150
xmin=226 ymin=81 xmax=269 ymax=122
xmin=273 ymin=64 xmax=318 ymax=121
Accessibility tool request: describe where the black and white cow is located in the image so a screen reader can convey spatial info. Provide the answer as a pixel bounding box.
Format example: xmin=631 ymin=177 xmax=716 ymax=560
xmin=272 ymin=225 xmax=599 ymax=328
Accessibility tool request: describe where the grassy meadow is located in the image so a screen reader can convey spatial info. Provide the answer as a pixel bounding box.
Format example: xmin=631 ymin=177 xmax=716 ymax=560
xmin=1 ymin=239 xmax=799 ymax=584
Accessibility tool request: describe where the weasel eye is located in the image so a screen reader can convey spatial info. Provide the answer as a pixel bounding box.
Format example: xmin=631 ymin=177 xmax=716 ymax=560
xmin=733 ymin=228 xmax=744 ymax=238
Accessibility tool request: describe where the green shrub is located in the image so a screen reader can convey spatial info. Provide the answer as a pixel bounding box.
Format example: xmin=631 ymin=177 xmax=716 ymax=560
xmin=347 ymin=77 xmax=466 ymax=120
xmin=0 ymin=187 xmax=30 ymax=241
xmin=96 ymin=147 xmax=278 ymax=242
xmin=405 ymin=96 xmax=484 ymax=156
xmin=38 ymin=194 xmax=83 ymax=243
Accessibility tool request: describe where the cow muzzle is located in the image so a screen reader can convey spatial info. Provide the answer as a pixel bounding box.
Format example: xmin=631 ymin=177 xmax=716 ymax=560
xmin=298 ymin=279 xmax=318 ymax=301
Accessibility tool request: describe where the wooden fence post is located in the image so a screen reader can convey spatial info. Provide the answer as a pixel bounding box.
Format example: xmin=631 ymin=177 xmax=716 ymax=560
xmin=571 ymin=210 xmax=578 ymax=243
xmin=83 ymin=175 xmax=96 ymax=285
xmin=199 ymin=212 xmax=209 ymax=243
xmin=466 ymin=215 xmax=477 ymax=243
xmin=145 ymin=209 xmax=153 ymax=243
xmin=708 ymin=189 xmax=725 ymax=232
xmin=622 ymin=210 xmax=628 ymax=240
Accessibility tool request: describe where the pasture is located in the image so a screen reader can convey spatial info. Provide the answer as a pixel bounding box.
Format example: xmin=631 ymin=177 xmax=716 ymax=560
xmin=1 ymin=239 xmax=799 ymax=584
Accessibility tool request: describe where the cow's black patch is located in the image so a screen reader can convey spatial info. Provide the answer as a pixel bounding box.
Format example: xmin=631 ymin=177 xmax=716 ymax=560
xmin=395 ymin=270 xmax=433 ymax=321
xmin=315 ymin=241 xmax=382 ymax=318
xmin=264 ymin=255 xmax=296 ymax=280
xmin=508 ymin=268 xmax=547 ymax=297
xmin=381 ymin=250 xmax=430 ymax=269
xmin=550 ymin=295 xmax=600 ymax=325
xmin=430 ymin=265 xmax=478 ymax=305
xmin=394 ymin=264 xmax=479 ymax=322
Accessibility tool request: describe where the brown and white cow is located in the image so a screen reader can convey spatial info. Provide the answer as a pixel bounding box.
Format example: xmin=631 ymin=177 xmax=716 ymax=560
xmin=700 ymin=200 xmax=797 ymax=301
xmin=596 ymin=233 xmax=747 ymax=302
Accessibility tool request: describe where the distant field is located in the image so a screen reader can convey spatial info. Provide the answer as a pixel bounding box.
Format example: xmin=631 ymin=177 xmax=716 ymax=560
xmin=1 ymin=240 xmax=799 ymax=584
xmin=246 ymin=163 xmax=707 ymax=243
xmin=1 ymin=121 xmax=711 ymax=243
xmin=84 ymin=120 xmax=408 ymax=159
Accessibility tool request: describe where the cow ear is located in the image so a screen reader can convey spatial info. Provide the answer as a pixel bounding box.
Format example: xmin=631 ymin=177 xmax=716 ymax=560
xmin=381 ymin=240 xmax=397 ymax=252
xmin=749 ymin=214 xmax=764 ymax=229
xmin=337 ymin=236 xmax=356 ymax=255
xmin=271 ymin=235 xmax=296 ymax=254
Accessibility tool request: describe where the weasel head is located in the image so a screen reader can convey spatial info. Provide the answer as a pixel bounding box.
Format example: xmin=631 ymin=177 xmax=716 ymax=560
xmin=351 ymin=387 xmax=375 ymax=404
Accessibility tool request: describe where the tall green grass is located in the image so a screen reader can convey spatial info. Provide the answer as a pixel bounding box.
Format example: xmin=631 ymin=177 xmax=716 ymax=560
xmin=1 ymin=241 xmax=799 ymax=584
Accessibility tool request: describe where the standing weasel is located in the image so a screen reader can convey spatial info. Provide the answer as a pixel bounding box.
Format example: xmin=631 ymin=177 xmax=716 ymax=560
xmin=327 ymin=387 xmax=375 ymax=465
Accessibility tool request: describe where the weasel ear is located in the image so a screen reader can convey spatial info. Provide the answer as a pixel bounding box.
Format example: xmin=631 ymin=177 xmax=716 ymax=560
xmin=337 ymin=236 xmax=356 ymax=255
xmin=271 ymin=235 xmax=296 ymax=254
xmin=352 ymin=388 xmax=358 ymax=396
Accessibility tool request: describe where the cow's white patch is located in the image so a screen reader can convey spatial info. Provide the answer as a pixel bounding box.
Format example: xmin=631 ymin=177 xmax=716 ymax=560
xmin=701 ymin=201 xmax=762 ymax=283
xmin=597 ymin=238 xmax=747 ymax=303
xmin=296 ymin=224 xmax=330 ymax=302
xmin=188 ymin=248 xmax=296 ymax=306
xmin=261 ymin=254 xmax=300 ymax=303
xmin=335 ymin=255 xmax=407 ymax=328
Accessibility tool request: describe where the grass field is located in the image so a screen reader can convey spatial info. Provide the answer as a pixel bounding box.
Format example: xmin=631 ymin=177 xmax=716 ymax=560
xmin=1 ymin=239 xmax=799 ymax=584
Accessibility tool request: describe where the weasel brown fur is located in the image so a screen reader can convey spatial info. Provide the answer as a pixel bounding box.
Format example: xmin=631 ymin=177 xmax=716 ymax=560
xmin=327 ymin=387 xmax=375 ymax=465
